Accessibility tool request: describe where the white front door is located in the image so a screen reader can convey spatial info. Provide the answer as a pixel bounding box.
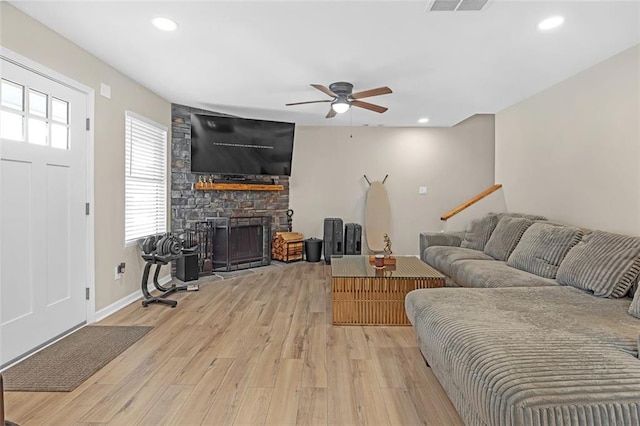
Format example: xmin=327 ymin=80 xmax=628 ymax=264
xmin=0 ymin=58 xmax=89 ymax=366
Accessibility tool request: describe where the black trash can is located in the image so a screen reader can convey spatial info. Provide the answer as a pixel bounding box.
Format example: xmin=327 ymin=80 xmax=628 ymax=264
xmin=304 ymin=238 xmax=323 ymax=262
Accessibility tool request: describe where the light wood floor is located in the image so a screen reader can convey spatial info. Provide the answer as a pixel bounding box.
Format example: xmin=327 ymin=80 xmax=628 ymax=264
xmin=5 ymin=262 xmax=463 ymax=425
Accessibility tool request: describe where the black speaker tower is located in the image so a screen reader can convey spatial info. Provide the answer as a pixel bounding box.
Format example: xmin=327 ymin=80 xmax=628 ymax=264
xmin=323 ymin=218 xmax=344 ymax=264
xmin=344 ymin=223 xmax=362 ymax=255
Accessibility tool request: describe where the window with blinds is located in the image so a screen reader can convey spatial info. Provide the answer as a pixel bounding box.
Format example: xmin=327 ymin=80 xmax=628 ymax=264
xmin=124 ymin=111 xmax=167 ymax=245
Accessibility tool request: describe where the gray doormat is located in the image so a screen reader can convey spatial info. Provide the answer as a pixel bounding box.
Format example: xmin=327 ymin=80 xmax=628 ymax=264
xmin=2 ymin=325 xmax=152 ymax=392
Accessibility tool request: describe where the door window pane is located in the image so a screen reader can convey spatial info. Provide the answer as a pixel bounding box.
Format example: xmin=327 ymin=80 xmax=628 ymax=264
xmin=0 ymin=110 xmax=24 ymax=141
xmin=1 ymin=80 xmax=24 ymax=111
xmin=28 ymin=118 xmax=47 ymax=145
xmin=29 ymin=90 xmax=47 ymax=118
xmin=52 ymin=98 xmax=68 ymax=124
xmin=51 ymin=123 xmax=69 ymax=150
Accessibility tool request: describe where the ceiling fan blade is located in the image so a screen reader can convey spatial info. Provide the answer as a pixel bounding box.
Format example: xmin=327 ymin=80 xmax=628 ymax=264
xmin=311 ymin=84 xmax=338 ymax=98
xmin=351 ymin=86 xmax=392 ymax=100
xmin=351 ymin=100 xmax=388 ymax=113
xmin=326 ymin=108 xmax=337 ymax=119
xmin=285 ymin=100 xmax=332 ymax=106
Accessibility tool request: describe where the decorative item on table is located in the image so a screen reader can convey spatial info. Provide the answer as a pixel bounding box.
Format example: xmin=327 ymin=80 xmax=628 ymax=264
xmin=368 ymin=254 xmax=397 ymax=266
xmin=369 ymin=234 xmax=396 ymax=266
xmin=375 ymin=265 xmax=395 ymax=277
xmin=383 ymin=233 xmax=393 ymax=256
xmin=207 ymin=175 xmax=214 ymax=188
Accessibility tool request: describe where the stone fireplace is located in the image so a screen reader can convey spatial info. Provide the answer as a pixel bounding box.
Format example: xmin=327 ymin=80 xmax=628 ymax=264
xmin=170 ymin=103 xmax=290 ymax=237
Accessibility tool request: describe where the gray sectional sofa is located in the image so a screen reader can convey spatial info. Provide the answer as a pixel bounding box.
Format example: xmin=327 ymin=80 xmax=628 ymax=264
xmin=406 ymin=213 xmax=640 ymax=426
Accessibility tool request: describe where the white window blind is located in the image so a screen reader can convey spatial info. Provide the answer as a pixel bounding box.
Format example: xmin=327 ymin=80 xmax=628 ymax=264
xmin=125 ymin=111 xmax=167 ymax=244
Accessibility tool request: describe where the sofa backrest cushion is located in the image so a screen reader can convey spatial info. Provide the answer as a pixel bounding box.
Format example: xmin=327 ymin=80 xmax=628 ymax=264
xmin=495 ymin=212 xmax=547 ymax=221
xmin=483 ymin=216 xmax=533 ymax=261
xmin=507 ymin=222 xmax=583 ymax=279
xmin=460 ymin=214 xmax=499 ymax=251
xmin=556 ymin=230 xmax=640 ymax=298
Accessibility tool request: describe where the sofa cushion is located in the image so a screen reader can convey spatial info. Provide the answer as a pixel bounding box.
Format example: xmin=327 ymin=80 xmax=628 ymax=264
xmin=419 ymin=232 xmax=465 ymax=262
xmin=405 ymin=286 xmax=640 ymax=426
xmin=556 ymin=230 xmax=640 ymax=298
xmin=460 ymin=214 xmax=499 ymax=251
xmin=507 ymin=222 xmax=583 ymax=279
xmin=497 ymin=212 xmax=547 ymax=221
xmin=483 ymin=216 xmax=533 ymax=261
xmin=450 ymin=259 xmax=558 ymax=288
xmin=424 ymin=246 xmax=494 ymax=277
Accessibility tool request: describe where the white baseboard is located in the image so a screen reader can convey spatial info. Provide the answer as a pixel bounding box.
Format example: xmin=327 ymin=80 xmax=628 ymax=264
xmin=94 ymin=275 xmax=173 ymax=323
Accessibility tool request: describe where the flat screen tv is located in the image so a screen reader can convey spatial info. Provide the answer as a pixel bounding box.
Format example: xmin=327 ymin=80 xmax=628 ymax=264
xmin=190 ymin=114 xmax=295 ymax=176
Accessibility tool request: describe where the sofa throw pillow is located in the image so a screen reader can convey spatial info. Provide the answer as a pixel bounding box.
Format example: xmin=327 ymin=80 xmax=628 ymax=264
xmin=629 ymin=286 xmax=640 ymax=319
xmin=556 ymin=231 xmax=640 ymax=298
xmin=460 ymin=214 xmax=499 ymax=251
xmin=483 ymin=216 xmax=533 ymax=261
xmin=507 ymin=223 xmax=583 ymax=279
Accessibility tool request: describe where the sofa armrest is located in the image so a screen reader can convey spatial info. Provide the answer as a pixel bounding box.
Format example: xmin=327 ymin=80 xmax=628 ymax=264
xmin=419 ymin=232 xmax=465 ymax=258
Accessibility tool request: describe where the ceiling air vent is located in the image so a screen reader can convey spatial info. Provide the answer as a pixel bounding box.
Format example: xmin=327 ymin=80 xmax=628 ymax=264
xmin=427 ymin=0 xmax=490 ymax=12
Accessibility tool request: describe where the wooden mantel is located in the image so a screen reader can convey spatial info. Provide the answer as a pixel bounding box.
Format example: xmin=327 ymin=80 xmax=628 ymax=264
xmin=193 ymin=182 xmax=284 ymax=191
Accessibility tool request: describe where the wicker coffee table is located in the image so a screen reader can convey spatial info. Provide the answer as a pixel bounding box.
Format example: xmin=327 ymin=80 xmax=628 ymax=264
xmin=331 ymin=255 xmax=445 ymax=325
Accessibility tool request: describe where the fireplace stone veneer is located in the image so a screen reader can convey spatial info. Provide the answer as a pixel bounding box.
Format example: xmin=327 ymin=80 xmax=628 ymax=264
xmin=170 ymin=103 xmax=290 ymax=237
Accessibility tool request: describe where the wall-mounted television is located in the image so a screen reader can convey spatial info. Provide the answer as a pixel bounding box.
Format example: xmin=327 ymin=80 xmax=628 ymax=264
xmin=190 ymin=114 xmax=295 ymax=176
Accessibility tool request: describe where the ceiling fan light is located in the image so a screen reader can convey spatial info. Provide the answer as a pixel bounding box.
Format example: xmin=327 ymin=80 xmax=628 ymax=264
xmin=331 ymin=101 xmax=350 ymax=114
xmin=538 ymin=16 xmax=564 ymax=31
xmin=152 ymin=17 xmax=178 ymax=31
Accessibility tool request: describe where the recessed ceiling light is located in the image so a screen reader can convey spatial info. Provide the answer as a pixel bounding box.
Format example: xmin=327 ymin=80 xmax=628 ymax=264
xmin=538 ymin=16 xmax=564 ymax=31
xmin=152 ymin=17 xmax=178 ymax=32
xmin=418 ymin=117 xmax=430 ymax=124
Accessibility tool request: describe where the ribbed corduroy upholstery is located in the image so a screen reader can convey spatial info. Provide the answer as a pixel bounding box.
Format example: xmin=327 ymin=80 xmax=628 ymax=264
xmin=406 ymin=286 xmax=640 ymax=426
xmin=461 ymin=214 xmax=500 ymax=251
xmin=557 ymin=230 xmax=640 ymax=298
xmin=419 ymin=232 xmax=465 ymax=262
xmin=629 ymin=286 xmax=640 ymax=318
xmin=450 ymin=259 xmax=558 ymax=288
xmin=631 ymin=279 xmax=639 ymax=299
xmin=484 ymin=216 xmax=533 ymax=261
xmin=496 ymin=212 xmax=548 ymax=221
xmin=507 ymin=223 xmax=583 ymax=279
xmin=424 ymin=246 xmax=494 ymax=277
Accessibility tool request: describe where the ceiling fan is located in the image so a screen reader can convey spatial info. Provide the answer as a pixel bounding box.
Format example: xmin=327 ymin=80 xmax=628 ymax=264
xmin=286 ymin=82 xmax=392 ymax=118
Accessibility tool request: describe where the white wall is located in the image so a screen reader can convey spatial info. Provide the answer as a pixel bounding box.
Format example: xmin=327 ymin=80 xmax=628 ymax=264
xmin=0 ymin=3 xmax=172 ymax=310
xmin=290 ymin=114 xmax=496 ymax=255
xmin=496 ymin=44 xmax=640 ymax=235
